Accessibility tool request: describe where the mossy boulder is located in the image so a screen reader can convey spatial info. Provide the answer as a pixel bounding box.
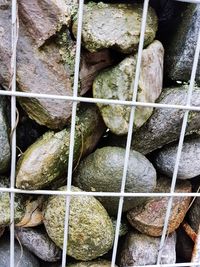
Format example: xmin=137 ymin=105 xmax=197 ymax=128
xmin=43 ymin=186 xmax=114 ymax=261
xmin=93 ymin=40 xmax=164 ymax=135
xmin=0 ymin=96 xmax=10 ymax=173
xmin=72 ymin=2 xmax=158 ymax=54
xmin=67 ymin=260 xmax=117 ymax=266
xmin=74 ymin=146 xmax=157 ymax=215
xmin=16 ymin=105 xmax=105 ymax=190
xmin=0 ymin=177 xmax=26 ymax=227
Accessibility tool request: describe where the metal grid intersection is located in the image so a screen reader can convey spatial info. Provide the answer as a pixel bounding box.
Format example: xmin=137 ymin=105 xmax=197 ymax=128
xmin=2 ymin=0 xmax=200 ymax=266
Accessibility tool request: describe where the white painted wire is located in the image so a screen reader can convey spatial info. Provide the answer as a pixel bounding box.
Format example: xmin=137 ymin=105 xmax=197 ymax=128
xmin=10 ymin=1 xmax=18 ymax=267
xmin=157 ymin=18 xmax=200 ymax=265
xmin=111 ymin=0 xmax=149 ymax=266
xmin=61 ymin=0 xmax=84 ymax=266
xmin=1 ymin=0 xmax=199 ymax=267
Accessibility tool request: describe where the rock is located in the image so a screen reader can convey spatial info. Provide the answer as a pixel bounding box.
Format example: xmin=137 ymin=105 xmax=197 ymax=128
xmin=73 ymin=146 xmax=157 ymax=215
xmin=72 ymin=2 xmax=158 ymax=54
xmin=165 ymin=4 xmax=200 ymax=85
xmin=0 ymin=95 xmax=10 ymax=173
xmin=93 ymin=40 xmax=164 ymax=135
xmin=119 ymin=230 xmax=176 ymax=266
xmin=127 ymin=176 xmax=191 ymax=236
xmin=15 ymin=227 xmax=62 ymax=262
xmin=0 ymin=234 xmax=40 ymax=267
xmin=187 ymin=183 xmax=200 ymax=233
xmin=111 ymin=217 xmax=129 ymax=237
xmin=18 ymin=0 xmax=78 ymax=47
xmin=67 ymin=260 xmax=118 ymax=267
xmin=0 ymin=177 xmax=26 ymax=227
xmin=43 ymin=186 xmax=114 ymax=261
xmin=130 ymin=86 xmax=200 ymax=154
xmin=16 ymin=105 xmax=105 ymax=190
xmin=154 ymin=135 xmax=200 ymax=179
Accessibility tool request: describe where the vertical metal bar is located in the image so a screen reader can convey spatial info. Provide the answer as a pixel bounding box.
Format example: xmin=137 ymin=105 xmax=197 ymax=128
xmin=111 ymin=1 xmax=149 ymax=266
xmin=10 ymin=1 xmax=18 ymax=267
xmin=61 ymin=0 xmax=84 ymax=266
xmin=157 ymin=24 xmax=200 ymax=265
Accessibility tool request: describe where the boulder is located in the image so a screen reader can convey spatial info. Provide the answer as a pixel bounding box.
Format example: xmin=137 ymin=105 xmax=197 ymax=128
xmin=93 ymin=40 xmax=164 ymax=135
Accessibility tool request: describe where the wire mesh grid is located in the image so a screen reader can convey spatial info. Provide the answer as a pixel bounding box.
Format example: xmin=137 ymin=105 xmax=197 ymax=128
xmin=1 ymin=0 xmax=200 ymax=266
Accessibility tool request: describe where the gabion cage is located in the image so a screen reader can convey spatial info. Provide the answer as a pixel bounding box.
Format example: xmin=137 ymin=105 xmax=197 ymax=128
xmin=0 ymin=0 xmax=200 ymax=266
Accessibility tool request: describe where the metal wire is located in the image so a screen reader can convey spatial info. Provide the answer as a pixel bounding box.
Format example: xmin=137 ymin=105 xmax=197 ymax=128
xmin=4 ymin=0 xmax=200 ymax=266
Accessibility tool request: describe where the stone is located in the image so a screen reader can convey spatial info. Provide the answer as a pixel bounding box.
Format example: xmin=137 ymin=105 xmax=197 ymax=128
xmin=0 ymin=176 xmax=26 ymax=227
xmin=72 ymin=2 xmax=158 ymax=54
xmin=154 ymin=135 xmax=200 ymax=179
xmin=0 ymin=95 xmax=10 ymax=173
xmin=73 ymin=146 xmax=157 ymax=215
xmin=187 ymin=183 xmax=200 ymax=233
xmin=67 ymin=260 xmax=118 ymax=267
xmin=93 ymin=40 xmax=164 ymax=135
xmin=15 ymin=227 xmax=62 ymax=262
xmin=18 ymin=0 xmax=78 ymax=47
xmin=165 ymin=4 xmax=200 ymax=85
xmin=43 ymin=186 xmax=114 ymax=261
xmin=127 ymin=176 xmax=191 ymax=236
xmin=119 ymin=230 xmax=176 ymax=266
xmin=0 ymin=234 xmax=40 ymax=267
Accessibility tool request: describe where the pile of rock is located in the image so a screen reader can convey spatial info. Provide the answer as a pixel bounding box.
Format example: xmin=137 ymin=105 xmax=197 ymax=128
xmin=0 ymin=0 xmax=199 ymax=266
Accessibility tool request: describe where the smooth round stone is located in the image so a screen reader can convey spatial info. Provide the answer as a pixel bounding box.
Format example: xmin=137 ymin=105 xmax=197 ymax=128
xmin=119 ymin=230 xmax=176 ymax=266
xmin=127 ymin=177 xmax=191 ymax=236
xmin=15 ymin=227 xmax=61 ymax=262
xmin=44 ymin=186 xmax=114 ymax=261
xmin=0 ymin=96 xmax=10 ymax=173
xmin=0 ymin=234 xmax=39 ymax=267
xmin=154 ymin=135 xmax=200 ymax=179
xmin=74 ymin=146 xmax=157 ymax=215
xmin=72 ymin=2 xmax=157 ymax=54
xmin=0 ymin=177 xmax=26 ymax=227
xmin=93 ymin=40 xmax=164 ymax=135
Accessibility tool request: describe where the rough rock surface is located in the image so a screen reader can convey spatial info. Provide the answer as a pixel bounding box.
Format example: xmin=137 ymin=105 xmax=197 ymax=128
xmin=165 ymin=4 xmax=200 ymax=85
xmin=93 ymin=40 xmax=164 ymax=135
xmin=0 ymin=177 xmax=26 ymax=227
xmin=0 ymin=95 xmax=10 ymax=173
xmin=73 ymin=2 xmax=157 ymax=54
xmin=155 ymin=135 xmax=200 ymax=179
xmin=0 ymin=234 xmax=40 ymax=267
xmin=67 ymin=260 xmax=118 ymax=267
xmin=127 ymin=177 xmax=191 ymax=236
xmin=44 ymin=186 xmax=114 ymax=261
xmin=74 ymin=146 xmax=157 ymax=215
xmin=15 ymin=227 xmax=61 ymax=262
xmin=16 ymin=105 xmax=105 ymax=190
xmin=119 ymin=230 xmax=176 ymax=266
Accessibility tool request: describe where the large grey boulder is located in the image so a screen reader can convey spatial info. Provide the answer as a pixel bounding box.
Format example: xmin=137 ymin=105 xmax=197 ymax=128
xmin=0 ymin=96 xmax=10 ymax=173
xmin=154 ymin=135 xmax=200 ymax=179
xmin=15 ymin=227 xmax=61 ymax=262
xmin=74 ymin=146 xmax=157 ymax=215
xmin=165 ymin=4 xmax=200 ymax=85
xmin=93 ymin=40 xmax=164 ymax=135
xmin=72 ymin=2 xmax=158 ymax=54
xmin=119 ymin=230 xmax=176 ymax=266
xmin=0 ymin=235 xmax=39 ymax=267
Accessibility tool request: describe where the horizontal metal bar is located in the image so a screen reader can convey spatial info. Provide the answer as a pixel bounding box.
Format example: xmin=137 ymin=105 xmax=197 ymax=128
xmin=1 ymin=187 xmax=200 ymax=197
xmin=0 ymin=89 xmax=200 ymax=112
xmin=127 ymin=263 xmax=200 ymax=267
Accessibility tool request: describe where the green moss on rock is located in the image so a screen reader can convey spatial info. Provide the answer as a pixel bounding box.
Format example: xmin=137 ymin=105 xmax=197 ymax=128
xmin=44 ymin=186 xmax=114 ymax=261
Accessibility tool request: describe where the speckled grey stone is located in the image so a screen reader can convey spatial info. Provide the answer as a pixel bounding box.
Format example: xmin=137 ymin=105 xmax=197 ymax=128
xmin=119 ymin=230 xmax=176 ymax=266
xmin=154 ymin=135 xmax=200 ymax=179
xmin=0 ymin=235 xmax=39 ymax=267
xmin=93 ymin=40 xmax=164 ymax=135
xmin=0 ymin=96 xmax=10 ymax=173
xmin=72 ymin=2 xmax=157 ymax=54
xmin=44 ymin=186 xmax=114 ymax=261
xmin=165 ymin=4 xmax=200 ymax=85
xmin=15 ymin=227 xmax=61 ymax=262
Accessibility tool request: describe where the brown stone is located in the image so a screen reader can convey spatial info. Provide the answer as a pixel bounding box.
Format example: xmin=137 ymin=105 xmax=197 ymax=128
xmin=127 ymin=177 xmax=192 ymax=236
